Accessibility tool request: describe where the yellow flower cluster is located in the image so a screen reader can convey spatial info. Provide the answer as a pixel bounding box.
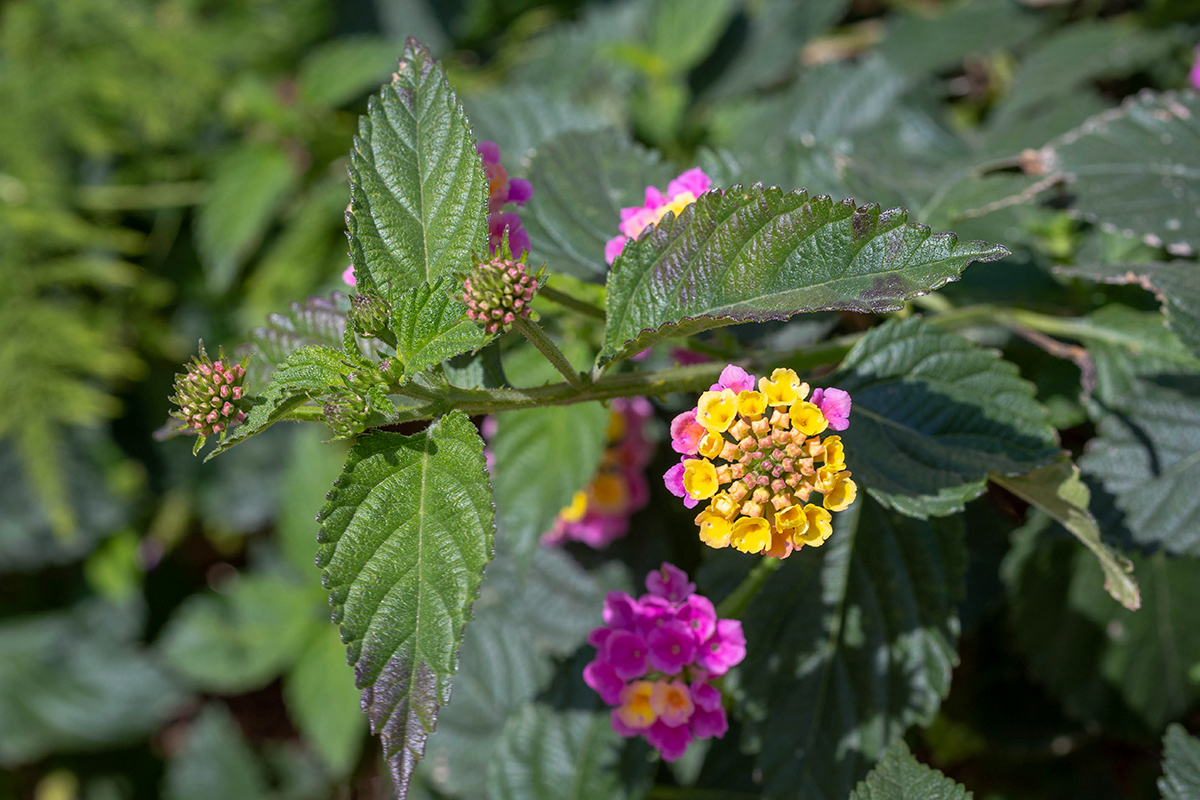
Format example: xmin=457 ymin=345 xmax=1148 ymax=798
xmin=678 ymin=368 xmax=856 ymax=559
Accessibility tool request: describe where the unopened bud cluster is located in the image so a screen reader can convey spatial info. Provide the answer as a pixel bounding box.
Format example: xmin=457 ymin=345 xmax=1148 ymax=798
xmin=171 ymin=344 xmax=248 ymax=437
xmin=323 ymin=391 xmax=369 ymax=438
xmin=349 ymin=292 xmax=391 ymax=339
xmin=462 ymin=257 xmax=537 ymax=335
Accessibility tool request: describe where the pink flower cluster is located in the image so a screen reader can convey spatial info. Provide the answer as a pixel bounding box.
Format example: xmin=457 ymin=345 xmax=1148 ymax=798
xmin=479 ymin=141 xmax=533 ymax=258
xmin=584 ymin=564 xmax=744 ymax=761
xmin=605 ymin=168 xmax=712 ymax=265
xmin=545 ymin=397 xmax=655 ymax=548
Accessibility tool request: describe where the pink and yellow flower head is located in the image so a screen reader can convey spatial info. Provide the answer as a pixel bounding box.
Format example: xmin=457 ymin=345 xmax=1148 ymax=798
xmin=544 ymin=397 xmax=655 ymax=548
xmin=584 ymin=563 xmax=742 ymax=761
xmin=605 ymin=168 xmax=713 ymax=264
xmin=664 ymin=365 xmax=857 ymax=558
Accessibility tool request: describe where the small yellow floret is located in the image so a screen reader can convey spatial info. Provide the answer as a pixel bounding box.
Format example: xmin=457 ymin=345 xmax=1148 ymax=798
xmin=822 ymin=436 xmax=845 ymax=470
xmin=560 ymin=491 xmax=588 ymax=522
xmin=696 ymin=389 xmax=737 ymax=432
xmin=617 ymin=681 xmax=658 ymax=729
xmin=709 ymin=492 xmax=739 ymax=519
xmin=775 ymin=504 xmax=807 ymax=530
xmin=813 ymin=465 xmax=841 ymax=494
xmin=736 ymin=390 xmax=767 ymax=420
xmin=591 ymin=473 xmax=629 ymax=513
xmin=824 ymin=476 xmax=857 ymax=512
xmin=697 ymin=511 xmax=732 ymax=548
xmin=759 ymin=368 xmax=809 ymax=407
xmin=790 ymin=400 xmax=829 ymax=436
xmin=697 ymin=431 xmax=725 ymax=459
xmin=682 ymin=459 xmax=719 ymax=500
xmin=731 ymin=517 xmax=772 ymax=554
xmin=606 ymin=410 xmax=625 ymax=443
xmin=794 ymin=504 xmax=833 ymax=546
xmin=658 ymin=192 xmax=697 ymax=223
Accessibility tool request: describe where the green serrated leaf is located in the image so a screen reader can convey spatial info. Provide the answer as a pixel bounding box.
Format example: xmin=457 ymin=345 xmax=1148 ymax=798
xmin=848 ymin=739 xmax=972 ymax=800
xmin=520 ymin=129 xmax=677 ymax=282
xmin=1058 ymin=263 xmax=1200 ymax=361
xmin=832 ymin=318 xmax=1058 ymax=517
xmin=284 ymin=624 xmax=368 ymax=778
xmin=1045 ymin=91 xmax=1200 ymax=253
xmin=489 ymin=402 xmax=610 ymax=560
xmin=1160 ymin=724 xmax=1200 ymax=800
xmin=393 ymin=277 xmax=487 ymax=379
xmin=158 ymin=574 xmax=318 ymax=694
xmin=1079 ymin=376 xmax=1200 ymax=555
xmin=991 ymin=459 xmax=1139 ymax=610
xmin=487 ymin=705 xmax=626 ymax=800
xmin=346 ymin=38 xmax=488 ymax=303
xmin=163 ymin=705 xmax=269 ymax=800
xmin=739 ymin=495 xmax=965 ymax=800
xmin=248 ymin=292 xmax=353 ymax=375
xmin=599 ymin=186 xmax=1009 ymax=366
xmin=316 ymin=412 xmax=495 ymax=797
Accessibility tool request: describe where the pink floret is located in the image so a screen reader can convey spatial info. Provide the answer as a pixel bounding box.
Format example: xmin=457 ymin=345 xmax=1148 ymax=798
xmin=811 ymin=387 xmax=852 ymax=431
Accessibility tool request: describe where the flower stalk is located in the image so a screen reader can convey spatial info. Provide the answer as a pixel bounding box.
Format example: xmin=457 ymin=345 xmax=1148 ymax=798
xmin=512 ymin=315 xmax=589 ymax=391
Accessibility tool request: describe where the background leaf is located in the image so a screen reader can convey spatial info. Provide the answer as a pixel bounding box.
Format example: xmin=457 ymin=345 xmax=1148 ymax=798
xmin=392 ymin=276 xmax=486 ymax=380
xmin=247 ymin=293 xmax=353 ymax=376
xmin=737 ymin=495 xmax=965 ymax=800
xmin=283 ymin=624 xmax=368 ymax=778
xmin=487 ymin=705 xmax=626 ymax=800
xmin=600 ymin=186 xmax=1009 ymax=365
xmin=462 ymin=87 xmax=606 ymax=165
xmin=1160 ymin=724 xmax=1200 ymax=800
xmin=298 ymin=36 xmax=401 ymax=108
xmin=346 ymin=37 xmax=488 ymax=303
xmin=832 ymin=318 xmax=1059 ymax=517
xmin=163 ymin=705 xmax=270 ymax=800
xmin=847 ymin=739 xmax=971 ymax=800
xmin=315 ymin=412 xmax=495 ymax=796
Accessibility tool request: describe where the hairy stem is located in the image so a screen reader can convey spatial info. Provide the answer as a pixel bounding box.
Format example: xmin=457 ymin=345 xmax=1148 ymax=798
xmin=512 ymin=316 xmax=589 ymax=391
xmin=538 ymin=285 xmax=606 ymax=320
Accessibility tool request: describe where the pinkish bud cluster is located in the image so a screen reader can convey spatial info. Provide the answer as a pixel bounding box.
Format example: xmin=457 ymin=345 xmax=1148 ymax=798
xmin=584 ymin=563 xmax=744 ymax=761
xmin=462 ymin=257 xmax=538 ymax=335
xmin=170 ymin=344 xmax=248 ymax=437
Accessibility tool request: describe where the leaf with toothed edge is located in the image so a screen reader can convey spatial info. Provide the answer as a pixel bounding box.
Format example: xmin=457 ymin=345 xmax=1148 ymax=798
xmin=346 ymin=38 xmax=489 ymax=304
xmin=391 ymin=277 xmax=488 ymax=380
xmin=316 ymin=412 xmax=495 ymax=798
xmin=598 ymin=184 xmax=1009 ymax=366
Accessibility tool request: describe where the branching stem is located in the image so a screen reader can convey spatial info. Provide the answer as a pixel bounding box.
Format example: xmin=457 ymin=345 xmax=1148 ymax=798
xmin=513 ymin=316 xmax=589 ymax=391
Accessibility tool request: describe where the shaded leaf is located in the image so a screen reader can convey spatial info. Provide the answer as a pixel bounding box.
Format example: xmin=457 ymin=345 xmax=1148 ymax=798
xmin=489 ymin=402 xmax=610 ymax=560
xmin=1160 ymin=724 xmax=1200 ymax=800
xmin=600 ymin=187 xmax=1009 ymax=365
xmin=462 ymin=87 xmax=605 ymax=164
xmin=848 ymin=739 xmax=971 ymax=800
xmin=299 ymin=37 xmax=401 ymax=108
xmin=1045 ymin=91 xmax=1200 ymax=254
xmin=991 ymin=459 xmax=1139 ymax=610
xmin=346 ymin=38 xmax=488 ymax=303
xmin=879 ymin=0 xmax=1042 ymax=79
xmin=163 ymin=705 xmax=269 ymax=800
xmin=739 ymin=495 xmax=965 ymax=800
xmin=284 ymin=624 xmax=368 ymax=778
xmin=316 ymin=412 xmax=495 ymax=796
xmin=487 ymin=705 xmax=625 ymax=800
xmin=832 ymin=318 xmax=1058 ymax=517
xmin=392 ymin=277 xmax=486 ymax=380
xmin=247 ymin=293 xmax=352 ymax=375
xmin=649 ymin=0 xmax=735 ymax=76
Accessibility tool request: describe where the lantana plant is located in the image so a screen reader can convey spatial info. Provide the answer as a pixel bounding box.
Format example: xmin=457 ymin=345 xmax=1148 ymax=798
xmin=165 ymin=32 xmax=1196 ymax=800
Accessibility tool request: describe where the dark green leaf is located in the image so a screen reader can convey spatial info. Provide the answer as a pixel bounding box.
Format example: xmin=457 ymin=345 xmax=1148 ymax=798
xmin=1161 ymin=724 xmax=1200 ymax=800
xmin=316 ymin=412 xmax=495 ymax=797
xmin=158 ymin=575 xmax=319 ymax=694
xmin=392 ymin=277 xmax=486 ymax=380
xmin=462 ymin=87 xmax=605 ymax=164
xmin=444 ymin=343 xmax=509 ymax=390
xmin=878 ymin=0 xmax=1041 ymax=79
xmin=833 ymin=318 xmax=1058 ymax=517
xmin=197 ymin=142 xmax=297 ymax=293
xmin=521 ymin=129 xmax=676 ymax=282
xmin=489 ymin=402 xmax=610 ymax=559
xmin=1058 ymin=262 xmax=1200 ymax=361
xmin=163 ymin=705 xmax=269 ymax=800
xmin=1079 ymin=376 xmax=1200 ymax=555
xmin=346 ymin=38 xmax=488 ymax=303
xmin=1045 ymin=91 xmax=1200 ymax=253
xmin=848 ymin=739 xmax=971 ymax=800
xmin=284 ymin=624 xmax=368 ymax=778
xmin=992 ymin=459 xmax=1139 ymax=610
xmin=0 ymin=602 xmax=187 ymax=766
xmin=487 ymin=705 xmax=626 ymax=800
xmin=599 ymin=187 xmax=1009 ymax=366
xmin=739 ymin=495 xmax=965 ymax=800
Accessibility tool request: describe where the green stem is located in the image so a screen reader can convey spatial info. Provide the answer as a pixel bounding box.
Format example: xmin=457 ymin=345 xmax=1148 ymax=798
xmin=538 ymin=285 xmax=606 ymax=320
xmin=513 ymin=316 xmax=588 ymax=391
xmin=716 ymin=556 xmax=784 ymax=619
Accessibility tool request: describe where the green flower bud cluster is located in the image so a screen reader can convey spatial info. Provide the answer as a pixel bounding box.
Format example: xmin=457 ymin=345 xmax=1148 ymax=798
xmin=170 ymin=343 xmax=249 ymax=438
xmin=462 ymin=257 xmax=539 ymax=335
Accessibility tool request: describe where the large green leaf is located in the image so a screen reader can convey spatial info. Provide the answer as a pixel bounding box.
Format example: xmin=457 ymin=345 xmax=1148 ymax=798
xmin=392 ymin=276 xmax=486 ymax=380
xmin=0 ymin=602 xmax=187 ymax=766
xmin=284 ymin=624 xmax=368 ymax=778
xmin=163 ymin=705 xmax=269 ymax=800
xmin=520 ymin=129 xmax=676 ymax=282
xmin=158 ymin=574 xmax=319 ymax=694
xmin=346 ymin=38 xmax=488 ymax=303
xmin=1079 ymin=376 xmax=1200 ymax=555
xmin=487 ymin=705 xmax=626 ymax=800
xmin=738 ymin=495 xmax=965 ymax=800
xmin=1161 ymin=724 xmax=1200 ymax=800
xmin=991 ymin=459 xmax=1139 ymax=610
xmin=833 ymin=318 xmax=1059 ymax=517
xmin=599 ymin=187 xmax=1009 ymax=365
xmin=878 ymin=0 xmax=1041 ymax=79
xmin=316 ymin=412 xmax=495 ymax=797
xmin=1045 ymin=91 xmax=1200 ymax=254
xmin=489 ymin=402 xmax=610 ymax=559
xmin=848 ymin=739 xmax=971 ymax=800
xmin=462 ymin=86 xmax=605 ymax=164
xmin=1058 ymin=262 xmax=1200 ymax=361
xmin=1007 ymin=524 xmax=1200 ymax=732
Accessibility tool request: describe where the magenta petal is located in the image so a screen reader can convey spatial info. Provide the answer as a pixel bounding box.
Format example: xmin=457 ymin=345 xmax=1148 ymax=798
xmin=603 ymin=591 xmax=639 ymax=629
xmin=667 ymin=167 xmax=712 ymax=200
xmin=647 ymin=621 xmax=698 ymax=675
xmin=583 ymin=659 xmax=625 ymax=705
xmin=696 ymin=618 xmax=746 ymax=676
xmin=689 ymin=706 xmax=728 ymax=739
xmin=646 ymin=720 xmax=693 ymax=761
xmin=669 ymin=410 xmax=703 ymax=455
xmin=675 ymin=594 xmax=717 ymax=642
xmin=643 ymin=185 xmax=666 ymax=209
xmin=341 ymin=264 xmax=356 ymax=286
xmin=690 ymin=680 xmax=722 ymax=712
xmin=604 ymin=630 xmax=650 ymax=681
xmin=477 ymin=141 xmax=501 ymax=164
xmin=664 ymin=462 xmax=687 ymax=498
xmin=716 ymin=364 xmax=755 ymax=394
xmin=605 ymin=235 xmax=627 ymax=265
xmin=610 ymin=708 xmax=640 ymax=738
xmin=507 ymin=178 xmax=533 ymax=205
xmin=646 ymin=563 xmax=696 ymax=602
xmin=587 ymin=626 xmax=612 ymax=649
xmin=813 ymin=387 xmax=852 ymax=431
